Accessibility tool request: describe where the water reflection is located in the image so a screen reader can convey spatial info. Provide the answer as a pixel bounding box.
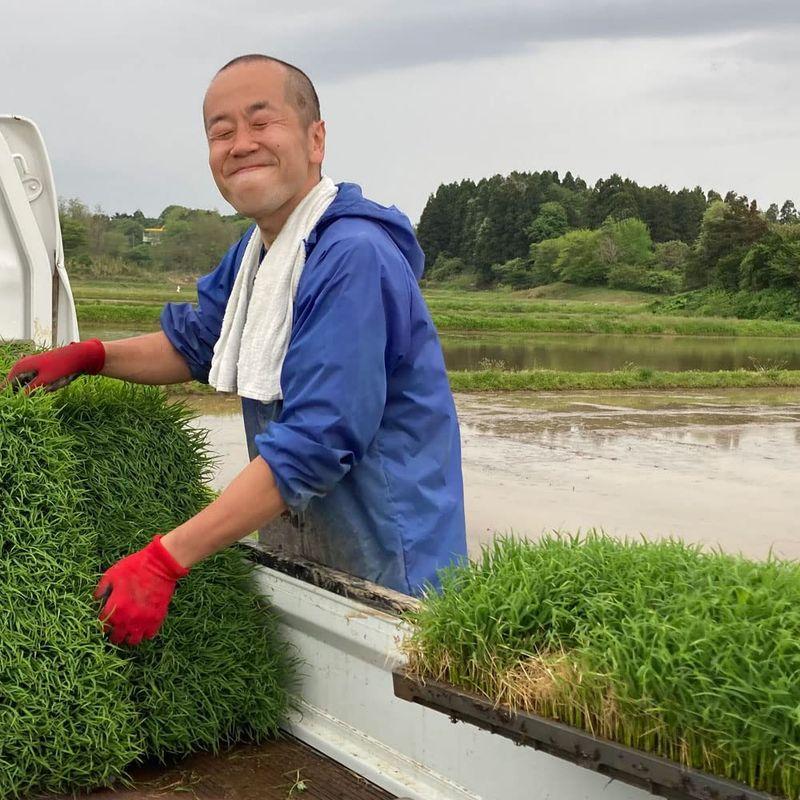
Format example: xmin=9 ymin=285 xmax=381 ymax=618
xmin=441 ymin=332 xmax=800 ymax=372
xmin=86 ymin=325 xmax=800 ymax=374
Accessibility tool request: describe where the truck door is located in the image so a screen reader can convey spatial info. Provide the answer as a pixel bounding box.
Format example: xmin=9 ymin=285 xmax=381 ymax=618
xmin=0 ymin=115 xmax=79 ymax=346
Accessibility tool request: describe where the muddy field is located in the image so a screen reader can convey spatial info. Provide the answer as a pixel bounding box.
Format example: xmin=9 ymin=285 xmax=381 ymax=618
xmin=187 ymin=388 xmax=800 ymax=561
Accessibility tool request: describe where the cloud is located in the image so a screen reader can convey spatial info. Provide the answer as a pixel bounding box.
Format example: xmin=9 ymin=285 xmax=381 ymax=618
xmin=283 ymin=0 xmax=800 ymax=80
xmin=711 ymin=31 xmax=800 ymax=66
xmin=1 ymin=1 xmax=797 ymax=220
xmin=7 ymin=1 xmax=798 ymax=82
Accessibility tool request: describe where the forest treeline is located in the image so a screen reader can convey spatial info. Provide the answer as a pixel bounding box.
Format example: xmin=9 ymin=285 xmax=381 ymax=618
xmin=60 ymin=169 xmax=800 ymax=318
xmin=416 ymin=171 xmax=800 ymax=317
xmin=58 ymin=198 xmax=250 ymax=277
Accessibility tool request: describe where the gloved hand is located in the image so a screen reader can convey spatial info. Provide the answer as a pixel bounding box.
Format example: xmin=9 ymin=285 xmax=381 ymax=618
xmin=4 ymin=338 xmax=105 ymax=392
xmin=94 ymin=535 xmax=189 ymax=646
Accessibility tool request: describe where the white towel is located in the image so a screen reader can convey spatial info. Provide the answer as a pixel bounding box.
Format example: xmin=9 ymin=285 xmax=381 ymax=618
xmin=208 ymin=176 xmax=338 ymax=402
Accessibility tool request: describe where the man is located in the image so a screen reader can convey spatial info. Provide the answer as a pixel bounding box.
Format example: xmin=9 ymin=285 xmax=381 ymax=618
xmin=5 ymin=54 xmax=466 ymax=647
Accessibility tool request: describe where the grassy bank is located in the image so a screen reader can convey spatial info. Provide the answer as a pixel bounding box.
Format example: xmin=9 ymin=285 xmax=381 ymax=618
xmin=159 ymin=368 xmax=800 ymax=397
xmin=425 ymin=298 xmax=650 ymax=316
xmin=73 ymin=284 xmax=198 ymax=304
xmin=447 ymin=367 xmax=800 ymax=391
xmin=77 ymin=302 xmax=165 ymax=325
xmin=71 ymin=279 xmax=800 ymax=337
xmin=75 ymin=301 xmax=800 ymax=338
xmin=403 ymin=534 xmax=800 ymax=799
xmin=432 ymin=311 xmax=800 ymax=337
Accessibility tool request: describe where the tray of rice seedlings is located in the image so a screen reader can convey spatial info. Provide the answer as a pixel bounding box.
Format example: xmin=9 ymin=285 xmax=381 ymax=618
xmin=398 ymin=534 xmax=800 ymax=800
xmin=0 ymin=343 xmax=295 ymax=798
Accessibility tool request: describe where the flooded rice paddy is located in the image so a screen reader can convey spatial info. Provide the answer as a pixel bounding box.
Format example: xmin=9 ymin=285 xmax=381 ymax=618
xmin=186 ymin=388 xmax=800 ymax=562
xmin=84 ymin=326 xmax=800 ymax=373
xmin=440 ymin=331 xmax=800 ymax=371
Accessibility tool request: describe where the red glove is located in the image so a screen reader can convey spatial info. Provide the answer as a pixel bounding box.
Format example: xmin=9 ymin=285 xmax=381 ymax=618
xmin=94 ymin=535 xmax=189 ymax=646
xmin=4 ymin=339 xmax=105 ymax=392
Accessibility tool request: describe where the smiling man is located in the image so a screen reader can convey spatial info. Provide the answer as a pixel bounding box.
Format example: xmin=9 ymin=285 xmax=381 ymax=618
xmin=5 ymin=54 xmax=467 ymax=646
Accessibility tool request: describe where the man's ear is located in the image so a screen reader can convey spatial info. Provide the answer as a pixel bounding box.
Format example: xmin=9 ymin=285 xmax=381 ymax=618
xmin=310 ymin=120 xmax=326 ymax=166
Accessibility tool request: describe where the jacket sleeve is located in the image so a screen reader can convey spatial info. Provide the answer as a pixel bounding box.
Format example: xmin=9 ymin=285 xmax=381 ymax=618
xmin=159 ymin=230 xmax=252 ymax=383
xmin=254 ymin=232 xmax=411 ymax=511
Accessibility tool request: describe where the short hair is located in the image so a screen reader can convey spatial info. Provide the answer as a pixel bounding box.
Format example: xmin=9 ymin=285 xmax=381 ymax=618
xmin=216 ymin=54 xmax=321 ymax=127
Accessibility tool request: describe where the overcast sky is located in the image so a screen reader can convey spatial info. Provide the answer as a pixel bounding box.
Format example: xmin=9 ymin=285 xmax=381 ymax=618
xmin=2 ymin=1 xmax=798 ymax=224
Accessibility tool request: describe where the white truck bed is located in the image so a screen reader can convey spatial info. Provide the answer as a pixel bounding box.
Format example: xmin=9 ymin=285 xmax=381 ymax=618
xmin=250 ymin=546 xmax=653 ymax=800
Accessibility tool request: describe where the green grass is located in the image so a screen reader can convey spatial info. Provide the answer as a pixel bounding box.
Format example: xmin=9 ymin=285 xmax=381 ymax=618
xmin=448 ymin=367 xmax=800 ymax=391
xmin=522 ymin=282 xmax=655 ymax=304
xmin=70 ymin=281 xmax=800 ymax=337
xmin=432 ymin=311 xmax=800 ymax=337
xmin=73 ymin=284 xmax=198 ymax=304
xmin=0 ymin=344 xmax=295 ymax=797
xmin=76 ymin=301 xmax=166 ymax=325
xmin=75 ymin=300 xmax=800 ymax=338
xmin=425 ymin=297 xmax=650 ymax=316
xmin=154 ymin=368 xmax=800 ymax=397
xmin=404 ymin=534 xmax=800 ymax=799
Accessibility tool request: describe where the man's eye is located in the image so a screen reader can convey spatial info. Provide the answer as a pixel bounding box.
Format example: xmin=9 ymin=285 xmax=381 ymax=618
xmin=252 ymin=121 xmax=268 ymax=129
xmin=212 ymin=129 xmax=234 ymax=139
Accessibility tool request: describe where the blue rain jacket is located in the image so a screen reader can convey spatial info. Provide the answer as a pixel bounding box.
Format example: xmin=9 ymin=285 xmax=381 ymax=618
xmin=160 ymin=183 xmax=466 ymax=595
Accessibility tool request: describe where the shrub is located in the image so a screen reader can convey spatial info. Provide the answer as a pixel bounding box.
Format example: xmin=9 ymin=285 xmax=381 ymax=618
xmin=493 ymin=258 xmax=536 ymax=289
xmin=607 ymin=265 xmax=681 ymax=294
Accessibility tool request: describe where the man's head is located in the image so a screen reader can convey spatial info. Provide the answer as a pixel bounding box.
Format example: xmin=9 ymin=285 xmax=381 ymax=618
xmin=203 ymin=55 xmax=325 ymax=232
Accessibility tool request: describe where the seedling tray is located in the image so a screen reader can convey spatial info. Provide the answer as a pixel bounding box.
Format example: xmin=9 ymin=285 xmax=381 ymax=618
xmin=392 ymin=670 xmax=778 ymax=800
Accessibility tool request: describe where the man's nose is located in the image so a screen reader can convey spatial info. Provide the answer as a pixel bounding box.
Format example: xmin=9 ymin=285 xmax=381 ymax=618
xmin=230 ymin=126 xmax=259 ymax=155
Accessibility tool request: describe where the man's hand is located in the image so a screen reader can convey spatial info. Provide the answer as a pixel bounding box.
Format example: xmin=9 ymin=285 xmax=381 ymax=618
xmin=95 ymin=535 xmax=189 ymax=646
xmin=4 ymin=339 xmax=105 ymax=392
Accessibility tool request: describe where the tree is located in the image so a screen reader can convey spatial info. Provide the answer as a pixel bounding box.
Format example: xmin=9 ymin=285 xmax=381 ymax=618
xmin=589 ymin=174 xmax=639 ymax=225
xmin=596 ymin=217 xmax=652 ymax=267
xmin=494 ymin=257 xmax=534 ymax=289
xmin=556 ymin=230 xmax=606 ymax=285
xmin=686 ymin=197 xmax=769 ymax=289
xmin=416 ymin=182 xmax=473 ymax=266
xmin=779 ymin=200 xmax=798 ymax=225
xmin=156 ymin=211 xmax=238 ymax=272
xmin=529 ymin=237 xmax=565 ymax=286
xmin=608 ymin=265 xmax=681 ymax=294
xmin=60 ymin=217 xmax=88 ymax=258
xmin=159 ymin=204 xmax=190 ymax=224
xmin=59 ymin=197 xmax=91 ymax=221
xmin=526 ymin=201 xmax=568 ymax=244
xmin=652 ymin=240 xmax=690 ymax=273
xmin=740 ymin=229 xmax=800 ymax=291
xmin=426 ymin=253 xmax=467 ymax=283
xmin=766 ymin=203 xmax=780 ymax=223
xmin=671 ymin=187 xmax=707 ymax=244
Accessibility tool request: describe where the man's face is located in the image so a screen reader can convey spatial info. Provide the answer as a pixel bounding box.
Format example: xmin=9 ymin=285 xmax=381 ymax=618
xmin=203 ymin=61 xmax=325 ymax=221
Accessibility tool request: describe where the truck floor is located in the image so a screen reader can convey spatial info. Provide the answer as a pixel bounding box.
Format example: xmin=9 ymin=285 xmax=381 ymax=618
xmin=53 ymin=735 xmax=396 ymax=800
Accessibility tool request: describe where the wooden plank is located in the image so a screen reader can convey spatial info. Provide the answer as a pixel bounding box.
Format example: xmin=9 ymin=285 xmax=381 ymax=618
xmin=51 ymin=735 xmax=396 ymax=800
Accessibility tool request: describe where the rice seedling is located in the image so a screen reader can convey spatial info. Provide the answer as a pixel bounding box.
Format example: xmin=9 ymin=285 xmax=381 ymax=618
xmin=0 ymin=388 xmax=142 ymax=797
xmin=403 ymin=534 xmax=800 ymax=799
xmin=0 ymin=344 xmax=295 ymax=797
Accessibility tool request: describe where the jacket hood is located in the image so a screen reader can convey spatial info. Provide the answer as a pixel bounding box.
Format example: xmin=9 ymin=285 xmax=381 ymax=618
xmin=313 ymin=182 xmax=425 ymax=280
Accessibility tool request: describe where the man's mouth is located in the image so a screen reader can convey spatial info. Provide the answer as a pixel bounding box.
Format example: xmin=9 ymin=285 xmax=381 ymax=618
xmin=230 ymin=164 xmax=274 ymax=176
